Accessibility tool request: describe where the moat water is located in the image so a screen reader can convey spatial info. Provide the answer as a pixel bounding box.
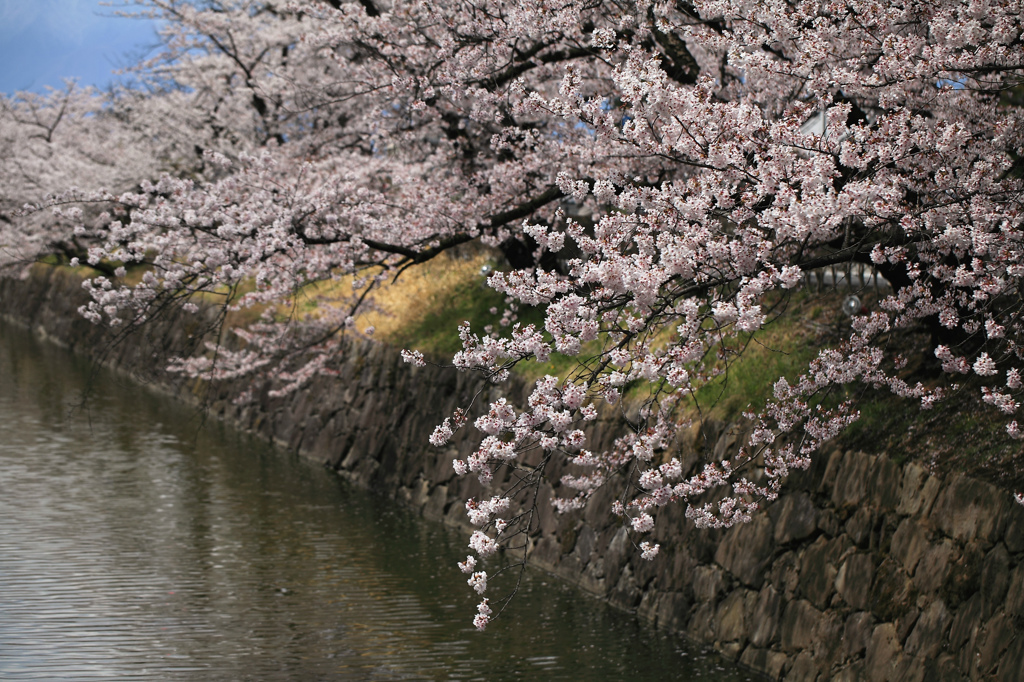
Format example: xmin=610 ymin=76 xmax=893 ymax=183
xmin=0 ymin=321 xmax=756 ymax=680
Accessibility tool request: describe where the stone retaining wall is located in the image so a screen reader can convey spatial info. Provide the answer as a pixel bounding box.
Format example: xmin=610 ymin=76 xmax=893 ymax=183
xmin=3 ymin=265 xmax=1023 ymax=681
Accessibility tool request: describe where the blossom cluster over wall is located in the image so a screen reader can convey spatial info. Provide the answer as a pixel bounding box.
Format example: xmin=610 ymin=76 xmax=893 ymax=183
xmin=1 ymin=0 xmax=1022 ymax=627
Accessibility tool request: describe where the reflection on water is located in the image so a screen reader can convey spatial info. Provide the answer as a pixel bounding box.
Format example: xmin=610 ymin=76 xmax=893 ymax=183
xmin=0 ymin=321 xmax=756 ymax=680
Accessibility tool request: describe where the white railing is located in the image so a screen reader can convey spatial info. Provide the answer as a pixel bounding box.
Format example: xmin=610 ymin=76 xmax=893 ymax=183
xmin=803 ymin=263 xmax=891 ymax=293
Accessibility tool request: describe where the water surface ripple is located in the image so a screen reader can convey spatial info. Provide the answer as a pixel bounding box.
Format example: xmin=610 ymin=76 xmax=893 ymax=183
xmin=0 ymin=321 xmax=755 ymax=680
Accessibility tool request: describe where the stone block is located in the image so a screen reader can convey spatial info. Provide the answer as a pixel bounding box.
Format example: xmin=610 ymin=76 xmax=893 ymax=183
xmin=845 ymin=507 xmax=876 ymax=548
xmin=843 ymin=611 xmax=874 ymax=659
xmin=929 ymin=475 xmax=1009 ymax=544
xmin=558 ymin=553 xmax=584 ymax=585
xmin=528 ymin=534 xmax=562 ymax=569
xmin=890 ymin=654 xmax=925 ymax=682
xmin=1004 ymin=503 xmax=1024 ymax=553
xmin=864 ymin=622 xmax=901 ymax=682
xmin=811 ymin=609 xmax=845 ymax=672
xmin=750 ymin=583 xmax=783 ymax=648
xmin=688 ymin=600 xmax=717 ymax=643
xmin=871 ymin=559 xmax=915 ymax=622
xmin=581 ymin=480 xmax=614 ymax=526
xmin=637 ymin=589 xmax=658 ymax=623
xmin=784 ymin=652 xmax=819 ymax=682
xmin=409 ymin=477 xmax=431 ymax=510
xmin=424 ymin=446 xmax=459 ymax=485
xmin=891 ymin=519 xmax=929 ymax=574
xmin=996 ymin=633 xmax=1024 ymax=682
xmin=897 ymin=463 xmax=941 ymax=518
xmin=652 ymin=591 xmax=691 ymax=631
xmin=819 ymin=447 xmax=845 ymax=496
xmin=419 ymin=481 xmax=448 ymax=518
xmin=836 ymin=552 xmax=875 ymax=611
xmin=665 ymin=544 xmax=695 ymax=589
xmin=942 ymin=541 xmax=984 ymax=610
xmin=713 ymin=422 xmax=747 ymax=460
xmin=534 ymin=483 xmax=558 ymax=536
xmin=904 ymin=598 xmax=950 ymax=658
xmin=780 ymin=599 xmax=822 ymax=653
xmin=921 ymin=655 xmax=964 ymax=682
xmin=976 ymin=612 xmax=1015 ymax=677
xmin=308 ymin=416 xmax=339 ymax=464
xmin=914 ymin=539 xmax=953 ymax=594
xmin=980 ymin=544 xmax=1010 ymax=614
xmin=739 ymin=646 xmax=788 ymax=681
xmin=350 ymin=455 xmax=380 ymax=486
xmin=895 ymin=606 xmax=919 ymax=645
xmin=773 ymin=493 xmax=819 ymax=544
xmin=947 ymin=592 xmax=983 ymax=657
xmin=717 ymin=640 xmax=744 ymax=661
xmin=771 ymin=550 xmax=801 ymax=599
xmin=602 ymin=526 xmax=630 ymax=578
xmin=559 ymin=524 xmax=578 ymax=555
xmin=574 ymin=523 xmax=597 ymax=563
xmin=693 ymin=564 xmax=726 ymax=603
xmin=800 ymin=536 xmax=840 ymax=609
xmin=831 ymin=663 xmax=865 ymax=682
xmin=832 ymin=451 xmax=874 ymax=509
xmin=817 ymin=508 xmax=840 ymax=537
xmin=715 ymin=513 xmax=774 ymax=588
xmin=715 ymin=589 xmax=755 ymax=645
xmin=609 ymin=563 xmax=642 ymax=610
xmin=580 ymin=555 xmax=607 ymax=594
xmin=338 ymin=436 xmax=361 ymax=470
xmin=871 ymin=456 xmax=902 ymax=511
xmin=1003 ymin=563 xmax=1024 ymax=620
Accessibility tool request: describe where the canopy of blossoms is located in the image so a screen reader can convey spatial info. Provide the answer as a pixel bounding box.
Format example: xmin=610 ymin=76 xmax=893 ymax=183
xmin=2 ymin=0 xmax=1022 ymax=627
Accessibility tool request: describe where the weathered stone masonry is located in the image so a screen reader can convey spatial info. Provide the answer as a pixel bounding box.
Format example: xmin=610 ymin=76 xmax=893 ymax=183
xmin=3 ymin=265 xmax=1023 ymax=681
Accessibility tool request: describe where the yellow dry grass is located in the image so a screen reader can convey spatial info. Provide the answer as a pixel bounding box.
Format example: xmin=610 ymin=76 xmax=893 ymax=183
xmin=294 ymin=251 xmax=497 ymax=348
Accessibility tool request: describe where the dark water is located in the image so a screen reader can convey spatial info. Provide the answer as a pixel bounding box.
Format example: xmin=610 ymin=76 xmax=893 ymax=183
xmin=0 ymin=321 xmax=756 ymax=680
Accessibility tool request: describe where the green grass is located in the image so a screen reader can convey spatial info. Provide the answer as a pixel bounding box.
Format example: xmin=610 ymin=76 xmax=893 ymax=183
xmin=683 ymin=293 xmax=827 ymax=422
xmin=36 ymin=251 xmax=1023 ymax=490
xmin=383 ymin=264 xmax=593 ymax=383
xmin=371 ymin=266 xmax=1021 ymax=490
xmin=388 ymin=274 xmax=833 ymax=427
xmin=838 ymin=378 xmax=1022 ymax=487
xmin=387 ymin=275 xmax=509 ymax=356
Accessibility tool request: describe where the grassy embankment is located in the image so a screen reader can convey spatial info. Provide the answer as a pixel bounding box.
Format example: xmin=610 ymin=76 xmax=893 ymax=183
xmin=48 ymin=250 xmax=1021 ymax=491
xmin=335 ymin=253 xmax=1021 ymax=491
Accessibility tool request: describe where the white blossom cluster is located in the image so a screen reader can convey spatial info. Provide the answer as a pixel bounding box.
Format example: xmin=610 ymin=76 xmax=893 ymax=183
xmin=4 ymin=0 xmax=1024 ymax=629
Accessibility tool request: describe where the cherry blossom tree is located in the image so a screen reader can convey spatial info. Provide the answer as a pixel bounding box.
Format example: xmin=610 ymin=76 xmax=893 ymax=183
xmin=0 ymin=84 xmax=168 ymax=271
xmin=7 ymin=0 xmax=1024 ymax=628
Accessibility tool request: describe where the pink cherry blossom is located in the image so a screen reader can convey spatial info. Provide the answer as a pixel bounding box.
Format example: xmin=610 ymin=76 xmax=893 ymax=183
xmin=4 ymin=0 xmax=1023 ymax=628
